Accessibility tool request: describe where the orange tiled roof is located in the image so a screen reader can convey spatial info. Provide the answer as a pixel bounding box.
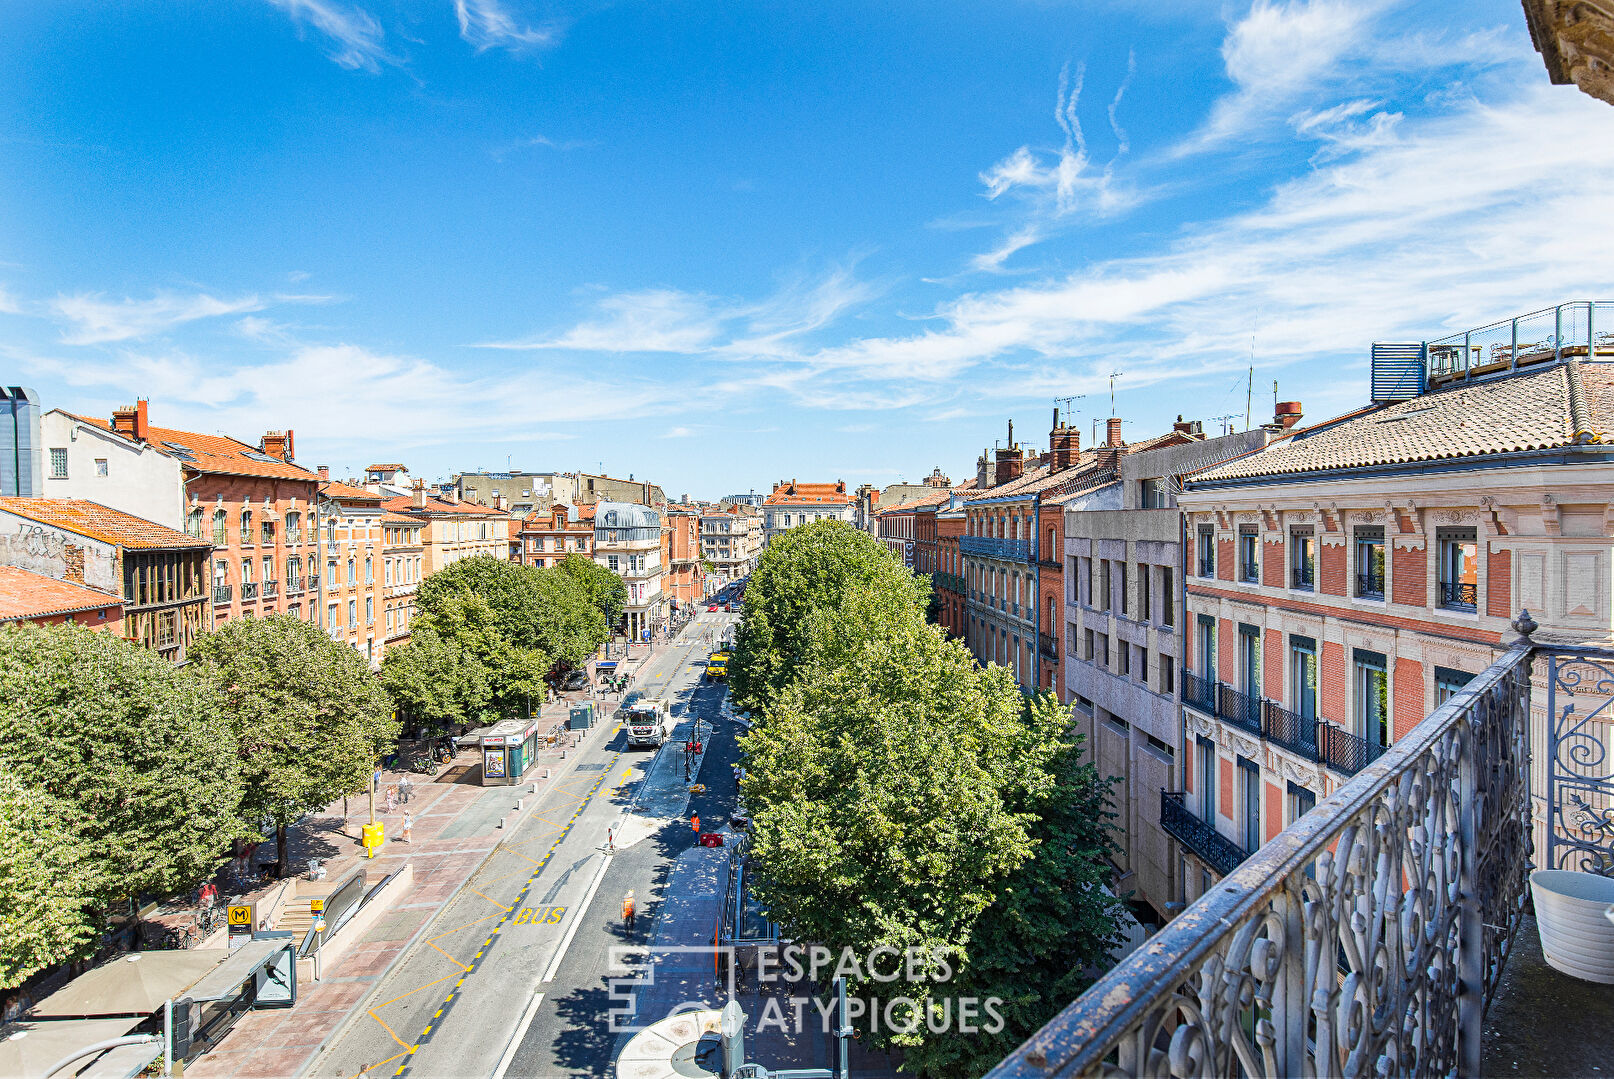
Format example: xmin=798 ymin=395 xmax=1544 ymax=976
xmin=765 ymin=482 xmax=853 ymax=506
xmin=381 ymin=512 xmax=423 ymax=525
xmin=320 ymin=480 xmax=384 ymax=503
xmin=0 ymin=498 xmax=212 ymax=549
xmin=379 ymin=495 xmax=510 ymax=518
xmin=876 ymin=491 xmax=951 ymax=515
xmin=0 ymin=566 xmax=122 ymax=621
xmin=72 ymin=414 xmax=320 ymax=482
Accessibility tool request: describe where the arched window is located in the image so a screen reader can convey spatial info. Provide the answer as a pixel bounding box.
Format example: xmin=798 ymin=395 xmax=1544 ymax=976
xmin=186 ymin=508 xmax=203 ymax=537
xmin=239 ymin=509 xmax=253 ymax=545
xmin=212 ymin=509 xmax=227 ymax=545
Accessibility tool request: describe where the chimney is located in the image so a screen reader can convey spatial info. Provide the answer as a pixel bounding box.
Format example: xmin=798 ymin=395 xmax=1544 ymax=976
xmin=261 ymin=430 xmax=290 ymax=461
xmin=317 ymin=465 xmax=330 ymax=481
xmin=976 ymin=450 xmax=991 ymax=490
xmin=285 ymin=429 xmax=295 ymax=461
xmin=1276 ymin=401 xmax=1304 ymax=429
xmin=1106 ymin=417 xmax=1124 ymax=447
xmin=993 ymin=443 xmax=1025 ymax=486
xmin=446 ymin=487 xmax=460 ymax=504
xmin=1172 ymin=414 xmax=1201 ymax=436
xmin=112 ymin=399 xmax=149 ymax=442
xmin=1049 ymin=408 xmax=1081 ymax=471
xmin=494 ymin=493 xmax=506 ymax=511
xmin=412 ymin=479 xmax=427 ymax=509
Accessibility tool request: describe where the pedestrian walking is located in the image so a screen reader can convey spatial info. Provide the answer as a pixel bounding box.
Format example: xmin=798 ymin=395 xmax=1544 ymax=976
xmin=621 ymin=890 xmax=636 ymax=930
xmin=384 ymin=786 xmax=397 ymax=814
xmin=401 ymin=812 xmax=413 ymax=844
xmin=399 ymin=775 xmax=412 ymax=804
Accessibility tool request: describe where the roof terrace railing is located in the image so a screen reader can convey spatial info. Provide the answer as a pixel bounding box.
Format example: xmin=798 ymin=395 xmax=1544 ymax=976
xmin=1426 ymin=299 xmax=1614 ymax=382
xmin=989 ymin=626 xmax=1553 ymax=1079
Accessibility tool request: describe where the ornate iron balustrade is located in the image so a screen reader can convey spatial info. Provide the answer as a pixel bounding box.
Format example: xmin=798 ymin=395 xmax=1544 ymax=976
xmin=1215 ymin=683 xmax=1263 ymax=737
xmin=1319 ymin=721 xmax=1386 ymax=776
xmin=286 ymin=577 xmax=305 ymax=596
xmin=1544 ymin=646 xmax=1614 ymax=874
xmin=1357 ymin=570 xmax=1385 ymax=598
xmin=1441 ymin=580 xmax=1478 ymax=608
xmin=1262 ymin=699 xmax=1318 ymax=758
xmin=306 ymin=574 xmax=320 ymax=591
xmin=1291 ymin=562 xmax=1315 ymax=589
xmin=241 ymin=582 xmax=259 ymax=600
xmin=1160 ymin=790 xmax=1248 ymax=878
xmin=261 ymin=579 xmax=279 ymax=600
xmin=960 ymin=536 xmax=1032 ymax=562
xmin=933 ymin=571 xmax=966 ymax=594
xmin=212 ymin=584 xmax=232 ymax=604
xmin=1181 ymin=668 xmax=1217 ymax=714
xmin=988 ymin=634 xmax=1541 ymax=1079
xmin=1038 ymin=633 xmax=1058 ymax=660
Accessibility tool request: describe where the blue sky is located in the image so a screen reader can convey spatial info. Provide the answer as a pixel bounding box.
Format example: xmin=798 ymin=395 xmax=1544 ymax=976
xmin=4 ymin=0 xmax=1613 ymax=500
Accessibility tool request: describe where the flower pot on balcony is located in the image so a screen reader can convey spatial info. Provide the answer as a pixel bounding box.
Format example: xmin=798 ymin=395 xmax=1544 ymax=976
xmin=1531 ymin=869 xmax=1614 ymax=983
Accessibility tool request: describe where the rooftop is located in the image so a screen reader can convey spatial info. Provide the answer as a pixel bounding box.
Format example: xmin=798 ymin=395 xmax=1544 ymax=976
xmin=319 ymin=480 xmax=384 ymax=503
xmin=764 ymin=480 xmax=853 ymax=506
xmin=0 ymin=566 xmax=121 ymax=621
xmin=72 ymin=412 xmax=320 ymax=482
xmin=0 ymin=497 xmax=212 ymax=550
xmin=379 ymin=494 xmax=510 ymax=518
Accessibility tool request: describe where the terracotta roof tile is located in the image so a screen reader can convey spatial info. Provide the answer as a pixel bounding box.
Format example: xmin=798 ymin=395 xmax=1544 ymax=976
xmin=0 ymin=566 xmax=122 ymax=621
xmin=876 ymin=492 xmax=952 ymax=515
xmin=73 ymin=415 xmax=321 ymax=482
xmin=0 ymin=498 xmax=211 ymax=549
xmin=1192 ymin=361 xmax=1611 ymax=483
xmin=320 ymin=480 xmax=384 ymax=503
xmin=379 ymin=495 xmax=511 ymax=518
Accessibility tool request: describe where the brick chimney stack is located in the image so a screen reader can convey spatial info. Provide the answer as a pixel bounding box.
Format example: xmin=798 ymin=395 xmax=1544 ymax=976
xmin=412 ymin=479 xmax=427 ymax=509
xmin=1276 ymin=401 xmax=1304 ymax=429
xmin=1049 ymin=407 xmax=1081 ymax=471
xmin=112 ymin=399 xmax=150 ymax=442
xmin=317 ymin=465 xmax=330 ymax=481
xmin=993 ymin=419 xmax=1025 ymax=485
xmin=1106 ymin=416 xmax=1124 ymax=447
xmin=261 ymin=430 xmax=290 ymax=461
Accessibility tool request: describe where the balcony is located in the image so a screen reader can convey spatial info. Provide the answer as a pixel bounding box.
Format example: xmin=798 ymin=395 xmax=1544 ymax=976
xmin=286 ymin=578 xmax=305 ymax=596
xmin=1038 ymin=632 xmax=1058 ymax=661
xmin=261 ymin=580 xmax=279 ymax=600
xmin=1181 ymin=672 xmax=1388 ymax=777
xmin=960 ymin=535 xmax=1031 ymax=562
xmin=1159 ymin=790 xmax=1248 ymax=878
xmin=1197 ymin=556 xmax=1214 ymax=578
xmin=932 ymin=571 xmax=966 ymax=594
xmin=212 ymin=584 xmax=232 ymax=604
xmin=1441 ymin=579 xmax=1478 ymax=609
xmin=241 ymin=582 xmax=259 ymax=601
xmin=1240 ymin=560 xmax=1259 ymax=583
xmin=1357 ymin=569 xmax=1385 ymax=598
xmin=1181 ymin=667 xmax=1217 ymax=713
xmin=992 ymin=629 xmax=1594 ymax=1079
xmin=306 ymin=574 xmax=320 ymax=591
xmin=1426 ymin=299 xmax=1614 ymax=383
xmin=1292 ymin=562 xmax=1314 ymax=590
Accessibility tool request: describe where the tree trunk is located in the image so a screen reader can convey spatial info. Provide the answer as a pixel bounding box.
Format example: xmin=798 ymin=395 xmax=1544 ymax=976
xmin=277 ymin=823 xmax=289 ymax=877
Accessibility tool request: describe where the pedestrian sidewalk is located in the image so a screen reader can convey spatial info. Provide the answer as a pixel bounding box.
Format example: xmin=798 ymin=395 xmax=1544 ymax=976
xmin=184 ymin=713 xmax=608 ymax=1079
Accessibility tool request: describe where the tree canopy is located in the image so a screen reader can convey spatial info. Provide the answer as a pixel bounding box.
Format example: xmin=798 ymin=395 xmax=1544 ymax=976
xmin=0 ymin=774 xmax=98 ymax=988
xmin=379 ymin=622 xmax=493 ymax=735
xmin=415 ymin=555 xmax=608 ymax=668
xmin=189 ymin=614 xmax=396 ymax=869
xmin=554 ymin=552 xmax=627 ymax=633
xmin=0 ymin=623 xmax=245 ymax=906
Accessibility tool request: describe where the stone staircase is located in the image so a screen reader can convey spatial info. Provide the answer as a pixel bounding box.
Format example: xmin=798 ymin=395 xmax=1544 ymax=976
xmin=277 ymin=897 xmax=319 ymax=939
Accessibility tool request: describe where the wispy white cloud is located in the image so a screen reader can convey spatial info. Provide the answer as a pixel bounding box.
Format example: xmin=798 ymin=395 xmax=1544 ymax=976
xmin=266 ymin=0 xmax=397 ymax=73
xmin=454 ymin=0 xmax=559 ymax=54
xmin=0 ymin=286 xmax=21 ymax=315
xmin=662 ymin=426 xmax=696 ymax=439
xmin=52 ymin=291 xmax=267 ymax=345
xmin=490 ymin=134 xmax=595 ymax=160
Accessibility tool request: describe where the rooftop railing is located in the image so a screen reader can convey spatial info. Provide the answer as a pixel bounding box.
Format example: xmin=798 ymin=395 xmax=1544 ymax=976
xmin=1426 ymin=299 xmax=1614 ymax=382
xmin=989 ymin=621 xmax=1602 ymax=1079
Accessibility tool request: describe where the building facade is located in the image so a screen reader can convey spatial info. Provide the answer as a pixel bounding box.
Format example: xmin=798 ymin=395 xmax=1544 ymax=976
xmin=514 ymin=503 xmax=595 ymax=567
xmin=700 ymin=507 xmax=761 ymax=585
xmin=593 ymin=501 xmax=665 ymax=641
xmin=762 ymin=480 xmax=856 ymax=545
xmin=318 ymin=478 xmax=387 ymax=667
xmin=39 ymin=409 xmax=187 ymax=529
xmin=1169 ymin=315 xmax=1614 ymax=914
xmin=933 ymin=502 xmax=967 ymax=637
xmin=382 ymin=483 xmax=513 ymax=577
xmin=0 ymin=497 xmax=211 ymax=660
xmin=664 ymin=508 xmax=707 ymax=611
xmin=381 ymin=512 xmax=423 ymax=650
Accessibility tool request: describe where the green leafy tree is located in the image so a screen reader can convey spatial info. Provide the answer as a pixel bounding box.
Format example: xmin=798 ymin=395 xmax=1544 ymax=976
xmin=420 ymin=591 xmax=551 ymax=718
xmin=379 ymin=624 xmax=493 ymax=735
xmin=554 ymin=552 xmax=627 ymax=633
xmin=729 ymin=519 xmax=925 ymax=714
xmin=189 ymin=614 xmax=397 ymax=874
xmin=416 ymin=555 xmax=607 ymax=668
xmin=527 ymin=568 xmax=609 ymax=667
xmin=0 ymin=623 xmax=245 ymax=909
xmin=0 ymin=774 xmax=98 ymax=988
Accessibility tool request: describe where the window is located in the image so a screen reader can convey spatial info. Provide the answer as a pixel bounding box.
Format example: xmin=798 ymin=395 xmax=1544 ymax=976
xmin=347 ymin=557 xmax=356 ymax=584
xmin=1196 ymin=614 xmax=1216 ymax=678
xmin=1160 ymin=659 xmax=1175 ymax=694
xmin=213 ymin=509 xmax=228 ymax=545
xmin=1162 ymin=567 xmax=1173 ymax=626
xmin=365 ymin=556 xmax=373 ymax=583
xmin=1096 ymin=634 xmax=1110 ymax=669
xmin=386 ymin=610 xmax=395 ymax=633
xmin=1098 ymin=560 xmax=1111 ymax=610
xmin=286 ymin=512 xmax=301 ymax=544
xmin=1139 ymin=567 xmax=1151 ymax=623
xmin=1355 ymin=648 xmax=1389 ymax=749
xmin=1354 ymin=526 xmax=1385 ymax=598
xmin=366 ymin=597 xmax=374 ymax=624
xmin=384 ymin=560 xmax=393 ymax=585
xmin=1289 ymin=636 xmax=1317 ymax=720
xmin=328 ymin=559 xmax=337 ymax=584
xmin=1119 ymin=641 xmax=1131 ymax=676
xmin=1438 ymin=528 xmax=1477 ymax=609
xmin=186 ymin=508 xmax=203 ymax=537
xmin=1287 ymin=781 xmax=1316 ymax=825
xmin=327 ymin=603 xmax=338 ymax=628
xmin=95 ymin=458 xmax=108 ymax=477
xmin=1137 ymin=646 xmax=1149 ymax=685
xmin=608 ymin=554 xmax=620 ymax=572
xmin=261 ymin=519 xmax=275 ymax=546
xmin=1083 ymin=629 xmax=1094 ymax=661
xmin=1434 ymin=666 xmax=1474 ymax=705
xmin=1197 ymin=527 xmax=1214 ymax=577
xmin=262 ymin=555 xmax=273 ymax=585
xmin=1238 ymin=624 xmax=1261 ymax=695
xmin=1118 ymin=562 xmax=1128 ymax=616
xmin=1239 ymin=527 xmax=1259 ymax=583
xmin=1198 ymin=736 xmax=1216 ymax=822
xmin=348 ymin=599 xmax=357 ymax=627
xmin=241 ymin=558 xmax=254 ymax=584
xmin=1238 ymin=756 xmax=1261 ymax=852
xmin=1082 ymin=557 xmax=1093 ymax=605
xmin=1140 ymin=477 xmax=1167 ymax=509
xmin=49 ymin=447 xmax=67 ymax=478
xmin=288 ymin=556 xmax=301 ymax=587
xmin=240 ymin=510 xmax=253 ymax=545
xmin=1290 ymin=528 xmax=1315 ymax=590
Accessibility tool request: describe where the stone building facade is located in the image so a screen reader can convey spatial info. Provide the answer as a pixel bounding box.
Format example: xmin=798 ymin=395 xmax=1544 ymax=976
xmin=318 ymin=477 xmax=388 ymax=668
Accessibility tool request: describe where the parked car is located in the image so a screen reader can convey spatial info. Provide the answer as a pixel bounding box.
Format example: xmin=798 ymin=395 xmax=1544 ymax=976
xmin=560 ymin=669 xmax=589 ymax=691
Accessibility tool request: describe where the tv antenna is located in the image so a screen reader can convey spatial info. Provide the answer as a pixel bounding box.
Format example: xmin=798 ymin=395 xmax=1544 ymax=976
xmin=1108 ymin=372 xmax=1123 ymax=416
xmin=1207 ymin=413 xmax=1240 ymax=436
xmin=1054 ymin=394 xmax=1085 ymax=415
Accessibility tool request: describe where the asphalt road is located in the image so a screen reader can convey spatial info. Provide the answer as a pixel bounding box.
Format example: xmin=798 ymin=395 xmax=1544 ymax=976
xmin=307 ymin=609 xmax=737 ymax=1079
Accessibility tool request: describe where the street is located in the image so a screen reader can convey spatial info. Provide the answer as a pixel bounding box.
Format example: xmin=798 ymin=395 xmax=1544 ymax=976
xmin=309 ymin=607 xmax=739 ymax=1079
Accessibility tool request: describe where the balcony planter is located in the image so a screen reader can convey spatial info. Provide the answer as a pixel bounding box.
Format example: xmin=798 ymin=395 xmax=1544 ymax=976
xmin=1531 ymin=869 xmax=1614 ymax=983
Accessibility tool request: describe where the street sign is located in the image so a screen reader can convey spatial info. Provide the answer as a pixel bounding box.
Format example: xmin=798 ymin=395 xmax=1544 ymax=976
xmin=309 ymin=898 xmax=324 ymax=913
xmin=227 ymin=904 xmax=254 ymax=929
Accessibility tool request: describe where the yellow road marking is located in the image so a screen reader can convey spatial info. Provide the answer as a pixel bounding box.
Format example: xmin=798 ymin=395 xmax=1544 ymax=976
xmin=428 ymin=941 xmax=472 ymax=973
xmin=468 ymin=888 xmax=513 ymax=912
xmin=368 ymin=1010 xmax=413 ymax=1052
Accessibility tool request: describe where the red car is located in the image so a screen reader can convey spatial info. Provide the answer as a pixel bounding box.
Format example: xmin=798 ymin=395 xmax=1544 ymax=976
xmin=707 ymin=604 xmax=718 ymax=611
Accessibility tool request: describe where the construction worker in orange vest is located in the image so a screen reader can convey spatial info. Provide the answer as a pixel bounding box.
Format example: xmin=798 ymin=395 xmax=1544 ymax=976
xmin=622 ymin=890 xmax=636 ymax=930
xmin=692 ymin=814 xmax=700 ymax=835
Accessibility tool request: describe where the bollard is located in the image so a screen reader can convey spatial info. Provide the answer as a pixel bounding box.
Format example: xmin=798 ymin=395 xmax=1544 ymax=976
xmin=516 ymin=798 xmax=524 ymax=810
xmin=499 ymin=816 xmax=507 ymax=829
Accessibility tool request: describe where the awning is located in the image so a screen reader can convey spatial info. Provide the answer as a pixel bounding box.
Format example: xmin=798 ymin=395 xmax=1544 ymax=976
xmin=0 ymin=1019 xmax=153 ymax=1079
xmin=31 ymin=951 xmax=227 ymax=1018
xmin=596 ymin=660 xmax=618 ymax=670
xmin=182 ymin=939 xmax=289 ymax=1002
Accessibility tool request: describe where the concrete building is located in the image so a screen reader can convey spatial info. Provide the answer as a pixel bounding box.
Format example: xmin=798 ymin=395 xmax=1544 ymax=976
xmin=0 ymin=564 xmax=125 ymax=632
xmin=0 ymin=497 xmax=211 ymax=660
xmin=1169 ymin=302 xmax=1614 ymax=916
xmin=762 ymin=480 xmax=855 ymax=545
xmin=31 ymin=409 xmax=188 ymax=529
xmin=458 ymin=470 xmax=668 ymax=514
xmin=514 ymin=503 xmax=594 ymax=567
xmin=1062 ymin=421 xmax=1272 ymax=919
xmin=593 ymin=501 xmax=665 ymax=641
xmin=318 ymin=477 xmax=388 ymax=667
xmin=1 ymin=387 xmax=43 ymax=497
xmin=721 ymin=491 xmax=763 ymax=509
xmin=381 ymin=483 xmax=513 ymax=577
xmin=363 ymin=463 xmax=419 ymax=497
xmin=700 ymin=508 xmax=761 ymax=585
xmin=381 ymin=512 xmax=423 ymax=650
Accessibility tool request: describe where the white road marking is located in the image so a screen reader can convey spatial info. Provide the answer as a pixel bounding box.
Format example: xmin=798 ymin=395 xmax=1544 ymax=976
xmin=490 ymin=990 xmax=545 ymax=1079
xmin=542 ymin=852 xmax=613 ymax=983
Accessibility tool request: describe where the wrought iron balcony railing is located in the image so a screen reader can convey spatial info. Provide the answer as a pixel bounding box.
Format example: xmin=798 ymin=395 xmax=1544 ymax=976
xmin=1159 ymin=790 xmax=1248 ymax=878
xmin=1240 ymin=560 xmax=1260 ymax=583
xmin=960 ymin=535 xmax=1031 ymax=562
xmin=241 ymin=582 xmax=259 ymax=601
xmin=261 ymin=580 xmax=278 ymax=600
xmin=1357 ymin=570 xmax=1385 ymax=598
xmin=1216 ymin=682 xmax=1263 ymax=737
xmin=991 ymin=631 xmax=1549 ymax=1079
xmin=306 ymin=574 xmax=320 ymax=591
xmin=1181 ymin=667 xmax=1217 ymax=713
xmin=212 ymin=584 xmax=232 ymax=604
xmin=932 ymin=571 xmax=966 ymax=594
xmin=286 ymin=578 xmax=305 ymax=596
xmin=1197 ymin=556 xmax=1215 ymax=578
xmin=1292 ymin=562 xmax=1315 ymax=589
xmin=1183 ymin=672 xmax=1386 ymax=778
xmin=1038 ymin=632 xmax=1058 ymax=660
xmin=1441 ymin=580 xmax=1478 ymax=609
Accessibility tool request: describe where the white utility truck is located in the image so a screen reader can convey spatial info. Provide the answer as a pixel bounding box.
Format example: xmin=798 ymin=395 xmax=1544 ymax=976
xmin=624 ymin=696 xmax=675 ymax=749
